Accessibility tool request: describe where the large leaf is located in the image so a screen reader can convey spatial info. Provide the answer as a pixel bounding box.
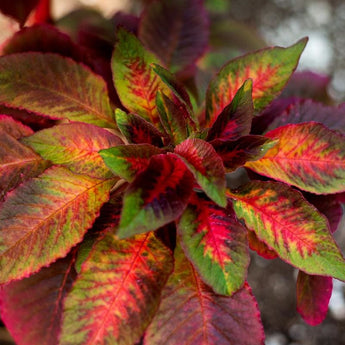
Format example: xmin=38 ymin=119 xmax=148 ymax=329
xmin=296 ymin=271 xmax=333 ymax=326
xmin=22 ymin=123 xmax=122 ymax=179
xmin=0 ymin=0 xmax=39 ymax=25
xmin=112 ymin=28 xmax=169 ymax=125
xmin=177 ymin=192 xmax=249 ymax=295
xmin=139 ymin=0 xmax=208 ymax=73
xmin=246 ymin=123 xmax=345 ymax=194
xmin=118 ymin=153 xmax=194 ymax=238
xmin=115 ymin=109 xmax=163 ymax=146
xmin=0 ymin=129 xmax=49 ymax=201
xmin=0 ymin=52 xmax=115 ymax=128
xmin=207 ymin=79 xmax=253 ymax=137
xmin=0 ymin=251 xmax=77 ymax=345
xmin=60 ymin=230 xmax=173 ymax=345
xmin=175 ymin=138 xmax=226 ymax=206
xmin=205 ymin=38 xmax=307 ymax=124
xmin=0 ymin=166 xmax=116 ymax=283
xmin=99 ymin=144 xmax=162 ymax=182
xmin=212 ymin=135 xmax=278 ymax=172
xmin=228 ymin=181 xmax=345 ymax=280
xmin=144 ymin=246 xmax=264 ymax=345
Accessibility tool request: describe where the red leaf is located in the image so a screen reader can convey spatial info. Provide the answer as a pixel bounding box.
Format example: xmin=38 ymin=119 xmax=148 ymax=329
xmin=0 ymin=114 xmax=33 ymax=139
xmin=0 ymin=0 xmax=39 ymax=26
xmin=0 ymin=251 xmax=77 ymax=345
xmin=60 ymin=231 xmax=173 ymax=345
xmin=296 ymin=271 xmax=333 ymax=326
xmin=139 ymin=0 xmax=208 ymax=73
xmin=177 ymin=192 xmax=249 ymax=295
xmin=175 ymin=138 xmax=226 ymax=206
xmin=144 ymin=246 xmax=264 ymax=345
xmin=207 ymin=79 xmax=253 ymax=137
xmin=247 ymin=230 xmax=278 ymax=260
xmin=118 ymin=154 xmax=194 ymax=238
xmin=26 ymin=0 xmax=50 ymax=25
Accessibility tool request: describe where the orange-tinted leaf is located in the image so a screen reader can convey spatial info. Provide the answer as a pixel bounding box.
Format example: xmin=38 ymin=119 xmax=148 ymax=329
xmin=246 ymin=123 xmax=345 ymax=194
xmin=175 ymin=138 xmax=226 ymax=206
xmin=0 ymin=53 xmax=115 ymax=128
xmin=296 ymin=271 xmax=333 ymax=326
xmin=22 ymin=123 xmax=123 ymax=179
xmin=144 ymin=246 xmax=264 ymax=345
xmin=112 ymin=28 xmax=169 ymax=125
xmin=139 ymin=0 xmax=208 ymax=73
xmin=177 ymin=192 xmax=249 ymax=295
xmin=228 ymin=181 xmax=345 ymax=280
xmin=0 ymin=252 xmax=77 ymax=345
xmin=118 ymin=154 xmax=194 ymax=238
xmin=60 ymin=231 xmax=173 ymax=345
xmin=0 ymin=166 xmax=116 ymax=283
xmin=206 ymin=38 xmax=307 ymax=124
xmin=207 ymin=79 xmax=253 ymax=138
xmin=248 ymin=230 xmax=278 ymax=260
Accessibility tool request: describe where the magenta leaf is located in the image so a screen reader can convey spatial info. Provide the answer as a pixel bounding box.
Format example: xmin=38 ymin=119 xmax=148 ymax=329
xmin=177 ymin=192 xmax=249 ymax=295
xmin=0 ymin=251 xmax=77 ymax=345
xmin=175 ymin=138 xmax=226 ymax=206
xmin=118 ymin=154 xmax=194 ymax=238
xmin=296 ymin=271 xmax=333 ymax=326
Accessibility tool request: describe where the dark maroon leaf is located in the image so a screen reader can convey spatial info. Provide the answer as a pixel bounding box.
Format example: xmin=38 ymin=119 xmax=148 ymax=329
xmin=0 ymin=0 xmax=39 ymax=26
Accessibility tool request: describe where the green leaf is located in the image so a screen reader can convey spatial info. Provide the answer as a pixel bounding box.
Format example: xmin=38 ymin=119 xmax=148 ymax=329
xmin=228 ymin=181 xmax=345 ymax=280
xmin=246 ymin=122 xmax=345 ymax=194
xmin=177 ymin=192 xmax=249 ymax=295
xmin=0 ymin=166 xmax=116 ymax=283
xmin=22 ymin=123 xmax=123 ymax=179
xmin=0 ymin=53 xmax=116 ymax=128
xmin=112 ymin=28 xmax=169 ymax=125
xmin=206 ymin=38 xmax=307 ymax=124
xmin=60 ymin=231 xmax=173 ymax=345
xmin=174 ymin=138 xmax=226 ymax=207
xmin=144 ymin=246 xmax=264 ymax=345
xmin=118 ymin=153 xmax=194 ymax=238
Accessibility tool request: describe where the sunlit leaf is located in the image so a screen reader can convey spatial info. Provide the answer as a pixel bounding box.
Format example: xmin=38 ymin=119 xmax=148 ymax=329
xmin=139 ymin=0 xmax=208 ymax=73
xmin=206 ymin=38 xmax=307 ymax=123
xmin=246 ymin=123 xmax=345 ymax=194
xmin=118 ymin=154 xmax=194 ymax=238
xmin=60 ymin=231 xmax=173 ymax=345
xmin=112 ymin=28 xmax=169 ymax=125
xmin=0 ymin=166 xmax=116 ymax=283
xmin=0 ymin=252 xmax=77 ymax=345
xmin=22 ymin=123 xmax=123 ymax=179
xmin=296 ymin=271 xmax=333 ymax=326
xmin=99 ymin=144 xmax=162 ymax=182
xmin=177 ymin=192 xmax=249 ymax=295
xmin=115 ymin=109 xmax=163 ymax=146
xmin=144 ymin=246 xmax=264 ymax=345
xmin=0 ymin=52 xmax=115 ymax=128
xmin=207 ymin=79 xmax=253 ymax=136
xmin=175 ymin=138 xmax=226 ymax=206
xmin=228 ymin=181 xmax=345 ymax=280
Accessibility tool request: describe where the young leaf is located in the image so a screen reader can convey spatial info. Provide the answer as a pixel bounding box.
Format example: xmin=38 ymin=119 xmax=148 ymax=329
xmin=228 ymin=181 xmax=345 ymax=280
xmin=0 ymin=166 xmax=116 ymax=283
xmin=175 ymin=138 xmax=226 ymax=206
xmin=0 ymin=129 xmax=49 ymax=200
xmin=99 ymin=144 xmax=162 ymax=182
xmin=296 ymin=271 xmax=333 ymax=326
xmin=206 ymin=38 xmax=307 ymax=123
xmin=0 ymin=252 xmax=77 ymax=345
xmin=22 ymin=123 xmax=123 ymax=179
xmin=144 ymin=246 xmax=264 ymax=345
xmin=177 ymin=192 xmax=249 ymax=296
xmin=246 ymin=123 xmax=345 ymax=194
xmin=207 ymin=79 xmax=253 ymax=138
xmin=112 ymin=28 xmax=169 ymax=125
xmin=115 ymin=109 xmax=163 ymax=146
xmin=212 ymin=135 xmax=278 ymax=172
xmin=0 ymin=52 xmax=116 ymax=128
xmin=60 ymin=231 xmax=173 ymax=345
xmin=0 ymin=114 xmax=33 ymax=138
xmin=118 ymin=154 xmax=194 ymax=238
xmin=139 ymin=0 xmax=208 ymax=73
